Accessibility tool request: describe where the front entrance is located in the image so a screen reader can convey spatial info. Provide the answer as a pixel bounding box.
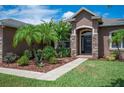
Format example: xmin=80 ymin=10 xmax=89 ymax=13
xmin=80 ymin=31 xmax=92 ymax=54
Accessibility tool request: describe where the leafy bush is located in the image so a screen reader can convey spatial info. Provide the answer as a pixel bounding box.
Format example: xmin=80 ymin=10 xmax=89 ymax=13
xmin=17 ymin=54 xmax=29 ymax=66
xmin=111 ymin=51 xmax=118 ymax=58
xmin=34 ymin=49 xmax=43 ymax=65
xmin=49 ymin=57 xmax=57 ymax=64
xmin=42 ymin=46 xmax=57 ymax=61
xmin=3 ymin=53 xmax=18 ymax=64
xmin=105 ymin=55 xmax=115 ymax=61
xmin=57 ymin=47 xmax=70 ymax=58
xmin=24 ymin=49 xmax=33 ymax=59
xmin=105 ymin=53 xmax=117 ymax=61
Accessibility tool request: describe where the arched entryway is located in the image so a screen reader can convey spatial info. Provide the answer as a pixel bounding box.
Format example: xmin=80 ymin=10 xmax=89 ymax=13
xmin=75 ymin=27 xmax=93 ymax=55
xmin=71 ymin=25 xmax=99 ymax=58
xmin=80 ymin=31 xmax=92 ymax=54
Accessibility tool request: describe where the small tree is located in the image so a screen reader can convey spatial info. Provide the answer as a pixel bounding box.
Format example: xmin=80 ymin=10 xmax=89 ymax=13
xmin=54 ymin=20 xmax=72 ymax=47
xmin=111 ymin=29 xmax=124 ymax=60
xmin=13 ymin=24 xmax=42 ymax=51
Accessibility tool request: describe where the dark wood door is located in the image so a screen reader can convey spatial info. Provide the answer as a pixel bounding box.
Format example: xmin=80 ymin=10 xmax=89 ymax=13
xmin=81 ymin=35 xmax=92 ymax=54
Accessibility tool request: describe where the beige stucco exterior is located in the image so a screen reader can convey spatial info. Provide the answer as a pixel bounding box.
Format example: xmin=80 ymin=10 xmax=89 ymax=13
xmin=70 ymin=8 xmax=124 ymax=59
xmin=0 ymin=8 xmax=124 ymax=60
xmin=70 ymin=8 xmax=99 ymax=59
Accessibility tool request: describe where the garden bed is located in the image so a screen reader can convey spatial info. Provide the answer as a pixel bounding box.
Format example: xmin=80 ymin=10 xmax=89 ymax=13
xmin=0 ymin=57 xmax=77 ymax=73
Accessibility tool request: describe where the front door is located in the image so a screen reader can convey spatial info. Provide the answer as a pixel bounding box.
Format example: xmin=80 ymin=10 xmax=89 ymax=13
xmin=81 ymin=33 xmax=92 ymax=54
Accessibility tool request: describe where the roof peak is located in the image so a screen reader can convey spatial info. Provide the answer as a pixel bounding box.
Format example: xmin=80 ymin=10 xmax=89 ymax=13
xmin=71 ymin=7 xmax=98 ymax=19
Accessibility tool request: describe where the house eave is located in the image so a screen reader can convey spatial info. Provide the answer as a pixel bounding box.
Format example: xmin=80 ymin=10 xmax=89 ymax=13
xmin=0 ymin=19 xmax=28 ymax=28
xmin=99 ymin=23 xmax=124 ymax=27
xmin=67 ymin=18 xmax=76 ymax=22
xmin=1 ymin=23 xmax=18 ymax=28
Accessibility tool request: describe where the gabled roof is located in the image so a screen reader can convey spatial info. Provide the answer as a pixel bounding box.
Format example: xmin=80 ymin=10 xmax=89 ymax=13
xmin=0 ymin=19 xmax=27 ymax=28
xmin=68 ymin=7 xmax=101 ymax=22
xmin=68 ymin=7 xmax=124 ymax=27
xmin=71 ymin=7 xmax=98 ymax=19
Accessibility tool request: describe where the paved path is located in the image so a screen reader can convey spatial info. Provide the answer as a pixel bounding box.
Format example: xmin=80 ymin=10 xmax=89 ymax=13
xmin=0 ymin=58 xmax=88 ymax=81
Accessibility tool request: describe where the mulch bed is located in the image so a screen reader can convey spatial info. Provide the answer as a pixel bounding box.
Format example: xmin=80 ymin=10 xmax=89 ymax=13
xmin=0 ymin=57 xmax=77 ymax=73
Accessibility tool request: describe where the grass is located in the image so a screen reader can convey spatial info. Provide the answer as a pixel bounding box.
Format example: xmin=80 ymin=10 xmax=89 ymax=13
xmin=0 ymin=60 xmax=124 ymax=87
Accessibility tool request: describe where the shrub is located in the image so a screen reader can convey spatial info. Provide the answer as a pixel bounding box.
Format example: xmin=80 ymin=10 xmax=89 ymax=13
xmin=49 ymin=57 xmax=57 ymax=64
xmin=42 ymin=46 xmax=57 ymax=61
xmin=111 ymin=51 xmax=118 ymax=59
xmin=3 ymin=53 xmax=18 ymax=64
xmin=24 ymin=49 xmax=33 ymax=59
xmin=105 ymin=53 xmax=116 ymax=61
xmin=17 ymin=54 xmax=29 ymax=66
xmin=57 ymin=47 xmax=70 ymax=58
xmin=34 ymin=49 xmax=43 ymax=65
xmin=105 ymin=55 xmax=115 ymax=61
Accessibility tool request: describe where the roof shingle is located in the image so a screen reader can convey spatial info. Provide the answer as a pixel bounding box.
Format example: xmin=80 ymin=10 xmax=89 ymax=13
xmin=100 ymin=18 xmax=124 ymax=27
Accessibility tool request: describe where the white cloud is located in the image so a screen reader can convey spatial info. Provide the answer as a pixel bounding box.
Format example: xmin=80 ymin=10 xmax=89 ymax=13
xmin=0 ymin=6 xmax=60 ymax=24
xmin=93 ymin=11 xmax=109 ymax=18
xmin=62 ymin=11 xmax=74 ymax=19
xmin=95 ymin=11 xmax=101 ymax=16
xmin=102 ymin=13 xmax=109 ymax=18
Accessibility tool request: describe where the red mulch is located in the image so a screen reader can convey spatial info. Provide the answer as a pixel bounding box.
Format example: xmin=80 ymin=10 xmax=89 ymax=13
xmin=0 ymin=57 xmax=77 ymax=73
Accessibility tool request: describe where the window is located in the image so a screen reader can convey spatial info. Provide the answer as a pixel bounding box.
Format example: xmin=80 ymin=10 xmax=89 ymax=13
xmin=111 ymin=42 xmax=121 ymax=48
xmin=58 ymin=41 xmax=70 ymax=48
xmin=110 ymin=32 xmax=124 ymax=49
xmin=64 ymin=41 xmax=70 ymax=48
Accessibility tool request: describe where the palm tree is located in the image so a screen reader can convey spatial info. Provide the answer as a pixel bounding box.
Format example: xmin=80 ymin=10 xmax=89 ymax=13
xmin=112 ymin=29 xmax=124 ymax=60
xmin=13 ymin=24 xmax=42 ymax=50
xmin=35 ymin=20 xmax=58 ymax=46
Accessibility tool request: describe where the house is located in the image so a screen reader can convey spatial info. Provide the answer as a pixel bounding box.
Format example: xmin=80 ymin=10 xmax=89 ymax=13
xmin=0 ymin=19 xmax=29 ymax=60
xmin=0 ymin=8 xmax=124 ymax=61
xmin=69 ymin=8 xmax=124 ymax=59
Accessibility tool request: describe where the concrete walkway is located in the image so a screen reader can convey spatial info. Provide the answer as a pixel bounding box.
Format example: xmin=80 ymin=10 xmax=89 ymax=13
xmin=0 ymin=58 xmax=88 ymax=81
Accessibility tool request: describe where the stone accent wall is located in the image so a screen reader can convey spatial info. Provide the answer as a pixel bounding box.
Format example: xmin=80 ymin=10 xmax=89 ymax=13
xmin=0 ymin=26 xmax=3 ymax=61
xmin=70 ymin=34 xmax=77 ymax=57
xmin=92 ymin=34 xmax=98 ymax=59
xmin=70 ymin=9 xmax=99 ymax=59
xmin=92 ymin=19 xmax=99 ymax=59
xmin=70 ymin=29 xmax=99 ymax=59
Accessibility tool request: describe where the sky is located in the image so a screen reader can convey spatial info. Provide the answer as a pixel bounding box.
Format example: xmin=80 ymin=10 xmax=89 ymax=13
xmin=0 ymin=5 xmax=124 ymax=24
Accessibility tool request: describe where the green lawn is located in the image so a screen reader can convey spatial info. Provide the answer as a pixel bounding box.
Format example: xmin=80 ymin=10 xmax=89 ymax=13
xmin=0 ymin=60 xmax=124 ymax=87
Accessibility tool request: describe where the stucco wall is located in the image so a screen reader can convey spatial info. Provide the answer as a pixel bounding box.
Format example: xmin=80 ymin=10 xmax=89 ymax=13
xmin=2 ymin=26 xmax=29 ymax=57
xmin=75 ymin=11 xmax=93 ymax=28
xmin=2 ymin=26 xmax=44 ymax=58
xmin=98 ymin=25 xmax=124 ymax=59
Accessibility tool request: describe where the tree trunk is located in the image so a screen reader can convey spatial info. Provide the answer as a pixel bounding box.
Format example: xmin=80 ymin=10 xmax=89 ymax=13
xmin=30 ymin=42 xmax=36 ymax=58
xmin=116 ymin=42 xmax=121 ymax=61
xmin=54 ymin=42 xmax=58 ymax=49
